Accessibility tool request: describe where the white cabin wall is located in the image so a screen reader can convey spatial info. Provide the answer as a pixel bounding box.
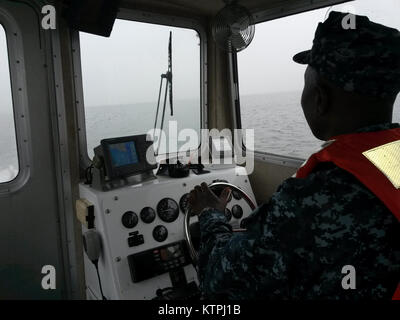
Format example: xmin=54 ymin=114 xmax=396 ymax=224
xmin=249 ymin=159 xmax=299 ymax=203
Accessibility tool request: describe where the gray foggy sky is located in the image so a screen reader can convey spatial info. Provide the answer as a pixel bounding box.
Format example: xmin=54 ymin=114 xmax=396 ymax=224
xmin=0 ymin=0 xmax=399 ymax=113
xmin=80 ymin=20 xmax=200 ymax=107
xmin=0 ymin=24 xmax=12 ymax=114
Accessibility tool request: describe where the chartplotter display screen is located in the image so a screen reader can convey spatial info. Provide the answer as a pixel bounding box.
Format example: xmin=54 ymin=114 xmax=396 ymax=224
xmin=99 ymin=134 xmax=157 ymax=179
xmin=109 ymin=141 xmax=139 ymax=167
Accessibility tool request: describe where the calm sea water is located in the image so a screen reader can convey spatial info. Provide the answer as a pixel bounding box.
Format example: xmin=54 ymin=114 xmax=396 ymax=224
xmin=1 ymin=92 xmax=399 ymax=181
xmin=242 ymin=91 xmax=400 ymax=157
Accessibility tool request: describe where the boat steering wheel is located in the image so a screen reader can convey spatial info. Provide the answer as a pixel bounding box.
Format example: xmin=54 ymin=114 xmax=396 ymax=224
xmin=184 ymin=182 xmax=257 ymax=266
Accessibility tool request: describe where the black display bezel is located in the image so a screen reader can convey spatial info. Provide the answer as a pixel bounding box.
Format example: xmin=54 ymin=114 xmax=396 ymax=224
xmin=101 ymin=134 xmax=157 ymax=179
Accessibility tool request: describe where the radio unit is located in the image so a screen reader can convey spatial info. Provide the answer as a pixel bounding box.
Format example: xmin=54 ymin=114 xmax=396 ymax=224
xmin=128 ymin=241 xmax=191 ymax=283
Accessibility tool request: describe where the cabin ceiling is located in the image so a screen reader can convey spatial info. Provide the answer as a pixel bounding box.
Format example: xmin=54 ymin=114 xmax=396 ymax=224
xmin=121 ymin=0 xmax=351 ymax=20
xmin=122 ymin=0 xmax=273 ymax=17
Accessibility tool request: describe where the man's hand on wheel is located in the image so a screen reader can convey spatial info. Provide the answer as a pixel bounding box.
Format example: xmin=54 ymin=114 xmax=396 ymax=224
xmin=188 ymin=182 xmax=231 ymax=216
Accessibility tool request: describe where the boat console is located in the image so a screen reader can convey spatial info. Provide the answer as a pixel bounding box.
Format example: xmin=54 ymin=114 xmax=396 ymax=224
xmin=78 ymin=135 xmax=256 ymax=300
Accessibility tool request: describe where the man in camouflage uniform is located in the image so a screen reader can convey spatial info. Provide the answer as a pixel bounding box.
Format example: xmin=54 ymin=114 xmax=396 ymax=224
xmin=189 ymin=11 xmax=400 ymax=299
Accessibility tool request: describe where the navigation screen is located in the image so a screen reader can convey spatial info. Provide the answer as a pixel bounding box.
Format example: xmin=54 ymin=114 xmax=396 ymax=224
xmin=109 ymin=141 xmax=139 ymax=167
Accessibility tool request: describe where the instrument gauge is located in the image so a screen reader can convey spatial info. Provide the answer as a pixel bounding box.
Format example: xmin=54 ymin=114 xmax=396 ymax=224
xmin=232 ymin=205 xmax=243 ymax=219
xmin=153 ymin=225 xmax=168 ymax=242
xmin=157 ymin=198 xmax=179 ymax=223
xmin=140 ymin=207 xmax=156 ymax=224
xmin=121 ymin=211 xmax=138 ymax=229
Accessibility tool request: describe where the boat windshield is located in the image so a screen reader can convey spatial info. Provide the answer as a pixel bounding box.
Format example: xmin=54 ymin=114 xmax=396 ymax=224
xmin=80 ymin=19 xmax=201 ymax=159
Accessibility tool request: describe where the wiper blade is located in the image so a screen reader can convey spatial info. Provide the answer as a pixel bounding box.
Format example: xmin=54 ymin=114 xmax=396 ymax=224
xmin=153 ymin=31 xmax=174 ymax=154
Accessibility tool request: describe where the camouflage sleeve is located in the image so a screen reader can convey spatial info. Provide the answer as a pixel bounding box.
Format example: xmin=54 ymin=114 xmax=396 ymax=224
xmin=198 ymin=166 xmax=400 ymax=300
xmin=197 ymin=190 xmax=299 ymax=300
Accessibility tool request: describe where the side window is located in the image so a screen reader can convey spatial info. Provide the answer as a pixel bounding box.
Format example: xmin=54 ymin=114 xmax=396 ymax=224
xmin=0 ymin=24 xmax=18 ymax=183
xmin=79 ymin=19 xmax=201 ymax=158
xmin=238 ymin=0 xmax=400 ymax=159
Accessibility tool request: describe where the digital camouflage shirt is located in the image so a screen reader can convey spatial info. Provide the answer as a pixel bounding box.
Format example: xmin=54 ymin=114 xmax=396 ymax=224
xmin=198 ymin=123 xmax=400 ymax=300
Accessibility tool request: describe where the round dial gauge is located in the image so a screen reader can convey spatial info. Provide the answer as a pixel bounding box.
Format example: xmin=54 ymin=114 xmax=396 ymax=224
xmin=121 ymin=211 xmax=138 ymax=228
xmin=232 ymin=205 xmax=243 ymax=219
xmin=153 ymin=225 xmax=168 ymax=242
xmin=157 ymin=198 xmax=179 ymax=223
xmin=140 ymin=207 xmax=156 ymax=224
xmin=224 ymin=208 xmax=232 ymax=222
xmin=179 ymin=193 xmax=190 ymax=213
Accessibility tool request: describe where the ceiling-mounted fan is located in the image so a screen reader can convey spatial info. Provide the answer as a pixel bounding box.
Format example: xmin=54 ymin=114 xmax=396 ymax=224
xmin=211 ymin=0 xmax=256 ymax=52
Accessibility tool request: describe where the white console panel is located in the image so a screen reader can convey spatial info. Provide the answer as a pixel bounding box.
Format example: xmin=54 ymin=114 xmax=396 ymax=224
xmin=79 ymin=166 xmax=256 ymax=300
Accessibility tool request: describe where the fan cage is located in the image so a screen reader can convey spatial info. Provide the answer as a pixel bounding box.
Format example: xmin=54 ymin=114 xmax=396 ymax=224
xmin=212 ymin=3 xmax=256 ymax=53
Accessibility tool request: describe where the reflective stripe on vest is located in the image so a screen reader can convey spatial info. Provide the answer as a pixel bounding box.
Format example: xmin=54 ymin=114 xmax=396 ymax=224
xmin=295 ymin=127 xmax=400 ymax=300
